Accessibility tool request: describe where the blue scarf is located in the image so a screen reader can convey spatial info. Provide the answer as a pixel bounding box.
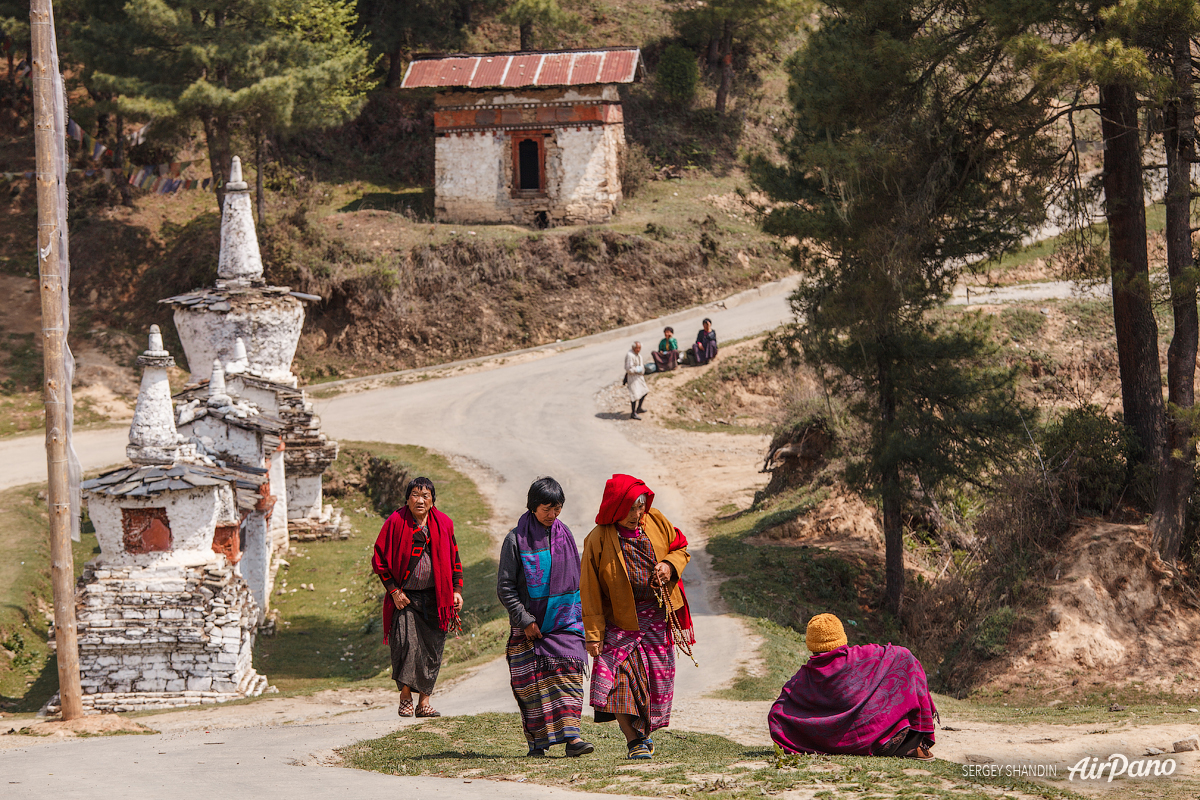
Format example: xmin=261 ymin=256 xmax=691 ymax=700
xmin=515 ymin=511 xmax=585 ymax=665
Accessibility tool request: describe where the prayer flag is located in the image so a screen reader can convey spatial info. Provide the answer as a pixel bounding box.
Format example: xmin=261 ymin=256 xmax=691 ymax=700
xmin=66 ymin=119 xmax=82 ymax=142
xmin=202 ymin=178 xmax=211 ymax=190
xmin=92 ymin=141 xmax=106 ymax=160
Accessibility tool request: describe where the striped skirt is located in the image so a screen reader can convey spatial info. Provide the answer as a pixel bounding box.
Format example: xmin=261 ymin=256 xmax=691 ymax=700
xmin=590 ymin=602 xmax=675 ymax=737
xmin=506 ymin=629 xmax=585 ymax=749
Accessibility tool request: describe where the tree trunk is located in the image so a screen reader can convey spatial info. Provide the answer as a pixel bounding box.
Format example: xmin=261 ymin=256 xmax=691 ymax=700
xmin=706 ymin=36 xmax=720 ymax=72
xmin=386 ymin=46 xmax=405 ymax=89
xmin=255 ymin=131 xmax=265 ymax=229
xmin=1099 ymin=82 xmax=1164 ymax=473
xmin=204 ymin=115 xmax=232 ymax=214
xmin=519 ymin=20 xmax=533 ymax=51
xmin=1151 ymin=31 xmax=1197 ymax=560
xmin=879 ymin=349 xmax=904 ymax=616
xmin=715 ymin=20 xmax=733 ymax=116
xmin=114 ymin=113 xmax=133 ymax=207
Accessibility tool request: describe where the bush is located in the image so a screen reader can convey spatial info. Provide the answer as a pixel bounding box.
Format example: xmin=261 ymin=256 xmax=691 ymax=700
xmin=656 ymin=44 xmax=700 ymax=107
xmin=1039 ymin=405 xmax=1132 ymax=514
xmin=619 ymin=141 xmax=653 ymax=199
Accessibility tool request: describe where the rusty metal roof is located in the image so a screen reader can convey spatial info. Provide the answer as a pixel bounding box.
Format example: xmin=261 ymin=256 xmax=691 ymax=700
xmin=401 ymin=48 xmax=644 ymax=90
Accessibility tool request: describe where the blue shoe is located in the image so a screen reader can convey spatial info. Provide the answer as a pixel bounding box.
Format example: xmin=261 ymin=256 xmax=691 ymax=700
xmin=643 ymin=736 xmax=655 ymax=755
xmin=627 ymin=739 xmax=652 ymax=760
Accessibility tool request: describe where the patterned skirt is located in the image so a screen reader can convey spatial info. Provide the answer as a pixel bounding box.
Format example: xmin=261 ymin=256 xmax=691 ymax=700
xmin=589 ymin=601 xmax=675 ymax=737
xmin=506 ymin=629 xmax=585 ymax=749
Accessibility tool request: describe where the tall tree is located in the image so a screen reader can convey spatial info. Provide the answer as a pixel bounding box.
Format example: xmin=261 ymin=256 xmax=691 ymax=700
xmin=499 ymin=0 xmax=576 ymax=51
xmin=672 ymin=0 xmax=808 ymax=115
xmin=1147 ymin=10 xmax=1200 ymax=558
xmin=753 ymin=0 xmax=1058 ymax=614
xmin=76 ymin=0 xmax=374 ymax=210
xmin=1033 ymin=4 xmax=1172 ymax=476
xmin=356 ymin=0 xmax=470 ymax=88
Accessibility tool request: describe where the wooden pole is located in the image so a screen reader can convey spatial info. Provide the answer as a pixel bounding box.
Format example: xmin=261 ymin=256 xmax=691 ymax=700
xmin=30 ymin=0 xmax=83 ymax=721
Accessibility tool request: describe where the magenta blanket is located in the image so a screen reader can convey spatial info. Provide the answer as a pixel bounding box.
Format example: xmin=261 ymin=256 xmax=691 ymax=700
xmin=768 ymin=643 xmax=937 ymax=755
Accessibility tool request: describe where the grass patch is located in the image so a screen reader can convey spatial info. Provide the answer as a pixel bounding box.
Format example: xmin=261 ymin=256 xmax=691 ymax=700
xmin=340 ymin=712 xmax=1080 ymax=800
xmin=0 ymin=484 xmax=100 ymax=712
xmin=709 ymin=617 xmax=807 ymax=701
xmin=254 ymin=441 xmax=504 ymax=695
xmin=705 ymin=485 xmax=896 ymax=644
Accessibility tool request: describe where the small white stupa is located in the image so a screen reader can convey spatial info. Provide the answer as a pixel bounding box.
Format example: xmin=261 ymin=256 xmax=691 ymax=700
xmin=71 ymin=328 xmax=272 ymax=713
xmin=162 ymin=157 xmax=305 ymax=387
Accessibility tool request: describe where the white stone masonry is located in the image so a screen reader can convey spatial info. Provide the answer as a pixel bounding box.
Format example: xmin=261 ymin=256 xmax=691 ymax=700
xmin=127 ymin=326 xmax=185 ymax=465
xmin=217 ymin=157 xmax=264 ymax=285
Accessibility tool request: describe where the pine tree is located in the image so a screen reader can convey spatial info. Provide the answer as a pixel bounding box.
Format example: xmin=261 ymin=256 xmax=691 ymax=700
xmin=753 ymin=0 xmax=1057 ymax=614
xmin=671 ymin=0 xmax=808 ymax=115
xmin=499 ymin=0 xmax=577 ymax=52
xmin=72 ymin=0 xmax=374 ymax=210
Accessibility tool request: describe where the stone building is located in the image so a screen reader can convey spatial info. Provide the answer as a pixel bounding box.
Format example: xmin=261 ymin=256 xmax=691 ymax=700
xmin=70 ymin=328 xmax=270 ymax=712
xmin=402 ymin=48 xmax=644 ymax=227
xmin=162 ymin=158 xmax=342 ymax=540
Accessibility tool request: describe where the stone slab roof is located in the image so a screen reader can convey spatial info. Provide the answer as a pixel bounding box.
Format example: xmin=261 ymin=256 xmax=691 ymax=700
xmin=160 ymin=285 xmax=315 ymax=311
xmin=82 ymin=461 xmax=266 ymax=498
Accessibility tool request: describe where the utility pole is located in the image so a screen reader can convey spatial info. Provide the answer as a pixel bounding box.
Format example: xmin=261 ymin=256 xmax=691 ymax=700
xmin=30 ymin=0 xmax=82 ymax=721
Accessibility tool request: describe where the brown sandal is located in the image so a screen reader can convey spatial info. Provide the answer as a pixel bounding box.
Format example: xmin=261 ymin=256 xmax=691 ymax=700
xmin=415 ymin=704 xmax=441 ymax=717
xmin=397 ymin=699 xmax=414 ymax=717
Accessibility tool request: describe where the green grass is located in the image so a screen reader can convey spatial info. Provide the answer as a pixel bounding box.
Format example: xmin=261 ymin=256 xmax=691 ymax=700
xmin=254 ymin=441 xmax=506 ymax=694
xmin=0 ymin=485 xmax=100 ymax=712
xmin=709 ymin=617 xmax=808 ymax=701
xmin=340 ymin=712 xmax=1082 ymax=800
xmin=705 ymin=485 xmax=900 ymax=646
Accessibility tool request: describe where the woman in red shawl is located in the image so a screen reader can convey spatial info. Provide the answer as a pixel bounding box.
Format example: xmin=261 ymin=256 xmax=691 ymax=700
xmin=581 ymin=474 xmax=691 ymax=760
xmin=371 ymin=477 xmax=463 ymax=717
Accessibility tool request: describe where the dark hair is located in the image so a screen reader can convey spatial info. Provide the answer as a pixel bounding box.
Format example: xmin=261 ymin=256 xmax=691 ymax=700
xmin=405 ymin=476 xmax=436 ymax=505
xmin=702 ymin=318 xmax=712 ymax=325
xmin=664 ymin=326 xmax=674 ymax=334
xmin=527 ymin=476 xmax=565 ymax=513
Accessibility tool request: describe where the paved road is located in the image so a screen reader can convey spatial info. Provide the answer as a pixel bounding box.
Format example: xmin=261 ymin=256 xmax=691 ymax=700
xmin=0 ymin=274 xmax=1108 ymax=797
xmin=0 ymin=276 xmax=803 ymax=799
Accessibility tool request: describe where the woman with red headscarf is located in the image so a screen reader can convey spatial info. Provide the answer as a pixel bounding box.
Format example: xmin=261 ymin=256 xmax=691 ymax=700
xmin=581 ymin=474 xmax=692 ymax=759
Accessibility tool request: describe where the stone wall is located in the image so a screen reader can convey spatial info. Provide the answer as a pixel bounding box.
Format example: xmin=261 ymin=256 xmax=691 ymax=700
xmin=73 ymin=562 xmax=267 ymax=712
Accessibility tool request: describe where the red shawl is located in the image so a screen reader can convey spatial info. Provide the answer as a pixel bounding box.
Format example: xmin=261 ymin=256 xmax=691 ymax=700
xmin=371 ymin=506 xmax=457 ymax=639
xmin=596 ymin=474 xmax=655 ymax=525
xmin=670 ymin=527 xmax=696 ymax=645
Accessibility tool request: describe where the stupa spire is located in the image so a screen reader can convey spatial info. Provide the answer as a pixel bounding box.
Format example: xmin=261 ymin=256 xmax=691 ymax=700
xmin=127 ymin=325 xmax=182 ymax=465
xmin=217 ymin=156 xmax=263 ymax=285
xmin=207 ymin=359 xmax=232 ymax=407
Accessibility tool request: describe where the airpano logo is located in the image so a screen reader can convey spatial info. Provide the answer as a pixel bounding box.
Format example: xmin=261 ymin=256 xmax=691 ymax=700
xmin=1067 ymin=754 xmax=1178 ymax=781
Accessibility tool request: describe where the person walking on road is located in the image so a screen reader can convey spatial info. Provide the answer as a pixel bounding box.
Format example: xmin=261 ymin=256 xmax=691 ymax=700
xmin=497 ymin=477 xmax=595 ymax=758
xmin=625 ymin=341 xmax=649 ymax=419
xmin=581 ymin=474 xmax=692 ymax=759
xmin=372 ymin=477 xmax=463 ymax=718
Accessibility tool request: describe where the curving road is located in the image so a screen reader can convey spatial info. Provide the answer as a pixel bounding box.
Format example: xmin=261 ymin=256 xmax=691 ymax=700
xmin=0 ymin=275 xmax=804 ymax=799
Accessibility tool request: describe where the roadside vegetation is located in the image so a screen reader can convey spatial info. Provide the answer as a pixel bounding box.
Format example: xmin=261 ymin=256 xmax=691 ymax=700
xmin=340 ymin=712 xmax=1080 ymax=800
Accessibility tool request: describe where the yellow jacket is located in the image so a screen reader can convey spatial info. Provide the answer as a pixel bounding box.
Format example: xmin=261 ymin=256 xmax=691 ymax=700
xmin=580 ymin=507 xmax=690 ymax=644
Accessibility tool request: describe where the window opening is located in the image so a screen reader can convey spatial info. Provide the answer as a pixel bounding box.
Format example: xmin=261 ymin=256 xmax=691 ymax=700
xmin=517 ymin=138 xmax=541 ymax=191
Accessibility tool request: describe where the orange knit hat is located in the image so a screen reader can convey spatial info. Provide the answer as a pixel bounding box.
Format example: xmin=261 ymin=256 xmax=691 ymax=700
xmin=805 ymin=613 xmax=848 ymax=653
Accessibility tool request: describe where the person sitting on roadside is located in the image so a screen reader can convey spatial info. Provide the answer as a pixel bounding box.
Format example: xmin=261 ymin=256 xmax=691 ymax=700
xmin=691 ymin=319 xmax=718 ymax=365
xmin=652 ymin=327 xmax=680 ymax=372
xmin=768 ymin=614 xmax=937 ymax=760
